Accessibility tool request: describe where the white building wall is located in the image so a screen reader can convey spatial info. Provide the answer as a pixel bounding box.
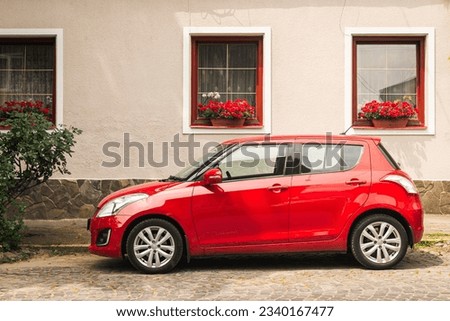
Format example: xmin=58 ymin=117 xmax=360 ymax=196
xmin=1 ymin=0 xmax=449 ymax=181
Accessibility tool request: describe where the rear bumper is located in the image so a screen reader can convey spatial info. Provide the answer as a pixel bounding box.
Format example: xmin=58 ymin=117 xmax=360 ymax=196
xmin=410 ymin=211 xmax=424 ymax=244
xmin=407 ymin=195 xmax=424 ymax=244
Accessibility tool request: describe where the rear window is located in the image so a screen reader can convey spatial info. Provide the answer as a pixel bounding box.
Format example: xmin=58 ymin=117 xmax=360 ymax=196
xmin=377 ymin=143 xmax=401 ymax=170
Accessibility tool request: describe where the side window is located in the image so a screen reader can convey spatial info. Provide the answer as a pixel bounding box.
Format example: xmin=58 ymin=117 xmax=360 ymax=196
xmin=296 ymin=144 xmax=363 ymax=174
xmin=218 ymin=144 xmax=287 ymax=180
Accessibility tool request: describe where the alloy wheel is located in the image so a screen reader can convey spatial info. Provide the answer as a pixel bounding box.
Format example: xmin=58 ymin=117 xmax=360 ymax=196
xmin=359 ymin=221 xmax=402 ymax=264
xmin=126 ymin=219 xmax=183 ymax=274
xmin=133 ymin=226 xmax=175 ymax=268
xmin=351 ymin=214 xmax=408 ymax=269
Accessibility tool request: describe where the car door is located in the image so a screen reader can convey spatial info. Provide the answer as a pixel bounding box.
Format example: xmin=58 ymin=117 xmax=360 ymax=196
xmin=191 ymin=143 xmax=291 ymax=248
xmin=288 ymin=139 xmax=371 ymax=242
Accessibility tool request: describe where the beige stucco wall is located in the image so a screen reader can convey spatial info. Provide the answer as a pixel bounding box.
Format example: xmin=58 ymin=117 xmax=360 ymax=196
xmin=1 ymin=0 xmax=450 ymax=180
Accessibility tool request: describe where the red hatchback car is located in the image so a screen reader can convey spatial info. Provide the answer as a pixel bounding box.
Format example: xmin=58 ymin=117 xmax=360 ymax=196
xmin=88 ymin=135 xmax=423 ymax=273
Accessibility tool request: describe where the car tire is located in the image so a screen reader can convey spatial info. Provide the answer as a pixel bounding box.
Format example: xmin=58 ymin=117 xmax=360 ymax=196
xmin=126 ymin=219 xmax=183 ymax=274
xmin=351 ymin=214 xmax=408 ymax=270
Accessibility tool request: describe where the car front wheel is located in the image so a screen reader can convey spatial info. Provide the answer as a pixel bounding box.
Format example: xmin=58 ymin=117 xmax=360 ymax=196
xmin=126 ymin=219 xmax=183 ymax=274
xmin=351 ymin=214 xmax=408 ymax=269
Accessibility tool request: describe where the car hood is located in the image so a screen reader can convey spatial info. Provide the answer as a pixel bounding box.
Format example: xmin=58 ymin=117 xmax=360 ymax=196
xmin=96 ymin=180 xmax=183 ymax=209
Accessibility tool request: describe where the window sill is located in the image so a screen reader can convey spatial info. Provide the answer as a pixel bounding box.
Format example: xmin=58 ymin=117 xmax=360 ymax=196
xmin=0 ymin=124 xmax=58 ymax=132
xmin=352 ymin=125 xmax=427 ymax=130
xmin=185 ymin=124 xmax=270 ymax=135
xmin=190 ymin=125 xmax=264 ymax=129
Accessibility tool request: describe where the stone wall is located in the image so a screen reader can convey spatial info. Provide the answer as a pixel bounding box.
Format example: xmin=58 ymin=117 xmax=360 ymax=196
xmin=9 ymin=179 xmax=151 ymax=219
xmin=415 ymin=181 xmax=450 ymax=215
xmin=7 ymin=179 xmax=450 ymax=219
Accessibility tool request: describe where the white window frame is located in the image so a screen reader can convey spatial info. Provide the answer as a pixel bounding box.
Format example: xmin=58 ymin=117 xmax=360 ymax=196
xmin=0 ymin=28 xmax=63 ymax=128
xmin=183 ymin=27 xmax=271 ymax=134
xmin=344 ymin=27 xmax=435 ymax=136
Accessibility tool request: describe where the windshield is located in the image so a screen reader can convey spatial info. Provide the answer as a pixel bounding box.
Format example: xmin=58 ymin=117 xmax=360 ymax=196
xmin=169 ymin=144 xmax=228 ymax=181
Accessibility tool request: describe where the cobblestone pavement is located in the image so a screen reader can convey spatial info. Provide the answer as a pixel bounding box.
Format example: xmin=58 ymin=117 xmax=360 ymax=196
xmin=0 ymin=247 xmax=449 ymax=301
xmin=1 ymin=215 xmax=449 ymax=301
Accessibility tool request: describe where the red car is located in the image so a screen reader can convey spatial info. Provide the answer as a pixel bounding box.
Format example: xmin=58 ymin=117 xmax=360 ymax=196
xmin=88 ymin=135 xmax=424 ymax=273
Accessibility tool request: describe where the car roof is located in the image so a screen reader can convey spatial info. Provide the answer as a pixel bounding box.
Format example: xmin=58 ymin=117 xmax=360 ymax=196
xmin=221 ymin=135 xmax=381 ymax=145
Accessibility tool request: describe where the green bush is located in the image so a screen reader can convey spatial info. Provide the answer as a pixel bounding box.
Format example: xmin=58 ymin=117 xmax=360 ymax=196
xmin=0 ymin=111 xmax=81 ymax=251
xmin=0 ymin=210 xmax=24 ymax=251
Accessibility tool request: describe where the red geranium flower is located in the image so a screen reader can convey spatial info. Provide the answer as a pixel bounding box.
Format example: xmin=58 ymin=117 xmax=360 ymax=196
xmin=0 ymin=99 xmax=53 ymax=122
xmin=198 ymin=96 xmax=255 ymax=120
xmin=359 ymin=100 xmax=417 ymax=120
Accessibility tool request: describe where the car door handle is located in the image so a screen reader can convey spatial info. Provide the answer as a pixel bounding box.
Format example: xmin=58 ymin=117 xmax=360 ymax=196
xmin=267 ymin=184 xmax=289 ymax=193
xmin=345 ymin=179 xmax=367 ymax=186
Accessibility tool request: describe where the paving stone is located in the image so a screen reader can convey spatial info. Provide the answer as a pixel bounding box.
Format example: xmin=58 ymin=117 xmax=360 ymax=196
xmin=0 ymin=215 xmax=448 ymax=300
xmin=0 ymin=248 xmax=449 ymax=300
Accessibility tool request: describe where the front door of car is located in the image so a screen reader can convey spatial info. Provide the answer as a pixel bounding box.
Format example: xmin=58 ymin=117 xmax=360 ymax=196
xmin=288 ymin=139 xmax=371 ymax=242
xmin=191 ymin=143 xmax=291 ymax=248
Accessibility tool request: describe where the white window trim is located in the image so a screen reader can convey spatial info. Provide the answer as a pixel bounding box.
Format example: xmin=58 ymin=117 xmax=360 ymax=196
xmin=344 ymin=27 xmax=435 ymax=136
xmin=0 ymin=28 xmax=63 ymax=128
xmin=183 ymin=27 xmax=271 ymax=134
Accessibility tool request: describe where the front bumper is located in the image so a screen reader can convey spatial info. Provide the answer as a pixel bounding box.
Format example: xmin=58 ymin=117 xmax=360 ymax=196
xmin=88 ymin=215 xmax=129 ymax=258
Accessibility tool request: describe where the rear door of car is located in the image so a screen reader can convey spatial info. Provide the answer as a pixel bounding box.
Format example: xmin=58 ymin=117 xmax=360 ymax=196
xmin=288 ymin=138 xmax=371 ymax=242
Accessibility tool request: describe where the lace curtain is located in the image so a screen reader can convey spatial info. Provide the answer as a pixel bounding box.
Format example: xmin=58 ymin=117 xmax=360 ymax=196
xmin=197 ymin=43 xmax=257 ymax=107
xmin=357 ymin=44 xmax=417 ymax=109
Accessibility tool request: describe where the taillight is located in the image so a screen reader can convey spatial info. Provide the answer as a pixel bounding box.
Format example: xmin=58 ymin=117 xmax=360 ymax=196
xmin=382 ymin=174 xmax=418 ymax=194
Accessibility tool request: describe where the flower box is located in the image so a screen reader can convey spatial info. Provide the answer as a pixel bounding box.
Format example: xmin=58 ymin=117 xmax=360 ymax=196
xmin=372 ymin=118 xmax=409 ymax=128
xmin=0 ymin=100 xmax=52 ymax=122
xmin=210 ymin=118 xmax=246 ymax=127
xmin=358 ymin=100 xmax=417 ymax=129
xmin=197 ymin=92 xmax=255 ymax=127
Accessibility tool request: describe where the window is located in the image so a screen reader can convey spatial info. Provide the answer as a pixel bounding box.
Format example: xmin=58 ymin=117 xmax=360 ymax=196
xmin=353 ymin=36 xmax=424 ymax=127
xmin=192 ymin=37 xmax=262 ymax=127
xmin=289 ymin=144 xmax=363 ymax=175
xmin=301 ymin=144 xmax=363 ymax=174
xmin=218 ymin=144 xmax=287 ymax=181
xmin=0 ymin=29 xmax=62 ymax=127
xmin=344 ymin=28 xmax=435 ymax=136
xmin=0 ymin=38 xmax=55 ymax=123
xmin=183 ymin=27 xmax=271 ymax=134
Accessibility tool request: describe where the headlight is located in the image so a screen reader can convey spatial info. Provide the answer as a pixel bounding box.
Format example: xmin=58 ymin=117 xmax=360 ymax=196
xmin=97 ymin=193 xmax=148 ymax=217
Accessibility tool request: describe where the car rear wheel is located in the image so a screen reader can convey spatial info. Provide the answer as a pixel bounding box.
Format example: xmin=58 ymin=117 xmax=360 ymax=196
xmin=126 ymin=219 xmax=183 ymax=274
xmin=351 ymin=214 xmax=408 ymax=269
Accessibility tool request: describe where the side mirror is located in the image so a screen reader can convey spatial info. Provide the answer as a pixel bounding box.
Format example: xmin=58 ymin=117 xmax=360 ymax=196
xmin=203 ymin=168 xmax=222 ymax=185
